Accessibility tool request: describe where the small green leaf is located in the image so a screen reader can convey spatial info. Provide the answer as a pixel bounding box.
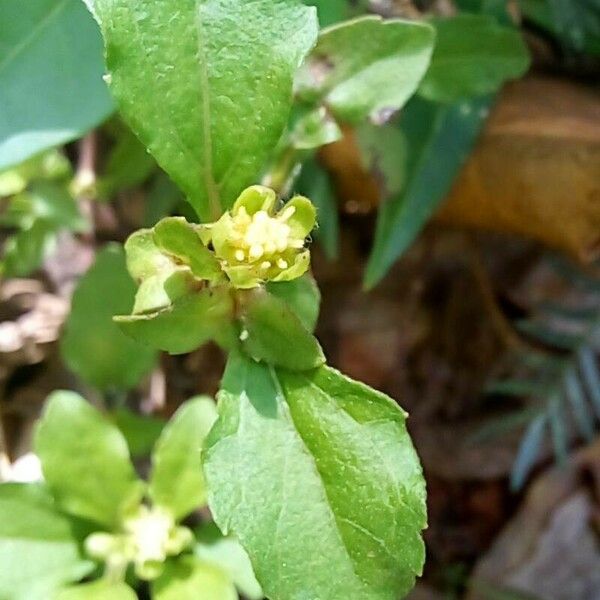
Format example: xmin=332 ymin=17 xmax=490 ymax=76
xmin=291 ymin=107 xmax=342 ymax=150
xmin=297 ymin=159 xmax=340 ymax=260
xmin=240 ymin=288 xmax=325 ymax=370
xmin=152 ymin=557 xmax=237 ymax=600
xmin=0 ymin=483 xmax=94 ymax=600
xmin=0 ymin=0 xmax=113 ymax=170
xmin=419 ymin=15 xmax=530 ymax=103
xmin=60 ymin=244 xmax=157 ymax=389
xmin=99 ymin=126 xmax=157 ymax=197
xmin=55 ymin=580 xmax=137 ymax=600
xmin=154 ymin=218 xmax=222 ymax=282
xmin=266 ymin=274 xmax=321 ymax=332
xmin=25 ymin=182 xmax=88 ymax=232
xmin=149 ymin=397 xmax=218 ymax=520
xmin=111 ymin=408 xmax=165 ymax=458
xmin=1 ymin=219 xmax=56 ymax=277
xmin=89 ymin=0 xmax=318 ymax=220
xmin=204 ymin=353 xmax=427 ymax=600
xmin=35 ymin=391 xmax=144 ymax=528
xmin=115 ymin=286 xmax=236 ymax=355
xmin=298 ymin=16 xmax=435 ymax=123
xmin=195 ymin=525 xmax=262 ymax=600
xmin=365 ymin=96 xmax=489 ymax=288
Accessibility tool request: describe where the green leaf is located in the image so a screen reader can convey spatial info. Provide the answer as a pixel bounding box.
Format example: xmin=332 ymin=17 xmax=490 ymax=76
xmin=0 ymin=0 xmax=113 ymax=170
xmin=356 ymin=121 xmax=408 ymax=197
xmin=89 ymin=0 xmax=318 ymax=221
xmin=365 ymin=96 xmax=489 ymax=288
xmin=1 ymin=219 xmax=56 ymax=277
xmin=195 ymin=524 xmax=262 ymax=600
xmin=55 ymin=580 xmax=137 ymax=600
xmin=35 ymin=391 xmax=144 ymax=528
xmin=290 ymin=107 xmax=342 ymax=150
xmin=153 ymin=217 xmax=222 ymax=282
xmin=204 ymin=353 xmax=427 ymax=600
xmin=115 ymin=286 xmax=236 ymax=355
xmin=60 ymin=244 xmax=157 ymax=390
xmin=99 ymin=126 xmax=157 ymax=197
xmin=111 ymin=408 xmax=165 ymax=458
xmin=419 ymin=15 xmax=530 ymax=103
xmin=152 ymin=557 xmax=237 ymax=600
xmin=265 ymin=274 xmax=321 ymax=332
xmin=0 ymin=483 xmax=94 ymax=600
xmin=298 ymin=16 xmax=435 ymax=124
xmin=296 ymin=158 xmax=340 ymax=260
xmin=149 ymin=397 xmax=218 ymax=520
xmin=26 ymin=182 xmax=88 ymax=231
xmin=239 ymin=288 xmax=325 ymax=370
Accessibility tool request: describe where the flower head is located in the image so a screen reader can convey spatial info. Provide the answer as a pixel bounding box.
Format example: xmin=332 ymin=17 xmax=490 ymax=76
xmin=205 ymin=186 xmax=316 ymax=289
xmin=85 ymin=505 xmax=193 ymax=581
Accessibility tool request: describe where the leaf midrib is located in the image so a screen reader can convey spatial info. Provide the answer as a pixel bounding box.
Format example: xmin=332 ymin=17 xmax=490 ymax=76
xmin=269 ymin=367 xmax=401 ymax=592
xmin=0 ymin=0 xmax=70 ymax=75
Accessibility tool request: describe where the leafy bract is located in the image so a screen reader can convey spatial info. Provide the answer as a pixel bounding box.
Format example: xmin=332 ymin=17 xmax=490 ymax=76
xmin=204 ymin=353 xmax=427 ymax=600
xmin=35 ymin=391 xmax=143 ymax=528
xmin=297 ymin=16 xmax=435 ymax=123
xmin=89 ymin=0 xmax=318 ymax=220
xmin=115 ymin=286 xmax=236 ymax=355
xmin=266 ymin=274 xmax=321 ymax=332
xmin=0 ymin=484 xmax=94 ymax=600
xmin=149 ymin=397 xmax=218 ymax=520
xmin=60 ymin=244 xmax=157 ymax=389
xmin=365 ymin=96 xmax=490 ymax=288
xmin=239 ymin=288 xmax=325 ymax=370
xmin=152 ymin=557 xmax=237 ymax=600
xmin=419 ymin=15 xmax=530 ymax=103
xmin=0 ymin=0 xmax=112 ymax=170
xmin=55 ymin=580 xmax=138 ymax=600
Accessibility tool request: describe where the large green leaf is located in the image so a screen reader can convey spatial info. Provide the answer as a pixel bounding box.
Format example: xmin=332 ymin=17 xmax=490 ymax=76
xmin=418 ymin=15 xmax=530 ymax=103
xmin=204 ymin=353 xmax=427 ymax=600
xmin=35 ymin=391 xmax=144 ymax=528
xmin=89 ymin=0 xmax=318 ymax=221
xmin=60 ymin=244 xmax=157 ymax=390
xmin=55 ymin=580 xmax=137 ymax=600
xmin=365 ymin=96 xmax=490 ymax=288
xmin=297 ymin=16 xmax=435 ymax=124
xmin=0 ymin=0 xmax=113 ymax=170
xmin=152 ymin=557 xmax=237 ymax=600
xmin=149 ymin=397 xmax=218 ymax=520
xmin=0 ymin=484 xmax=94 ymax=600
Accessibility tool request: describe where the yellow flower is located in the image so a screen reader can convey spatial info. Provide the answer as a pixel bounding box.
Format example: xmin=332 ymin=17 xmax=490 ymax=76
xmin=203 ymin=186 xmax=317 ymax=289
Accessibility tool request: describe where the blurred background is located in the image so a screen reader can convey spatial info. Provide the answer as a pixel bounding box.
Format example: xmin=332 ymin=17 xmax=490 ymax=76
xmin=0 ymin=0 xmax=599 ymax=599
